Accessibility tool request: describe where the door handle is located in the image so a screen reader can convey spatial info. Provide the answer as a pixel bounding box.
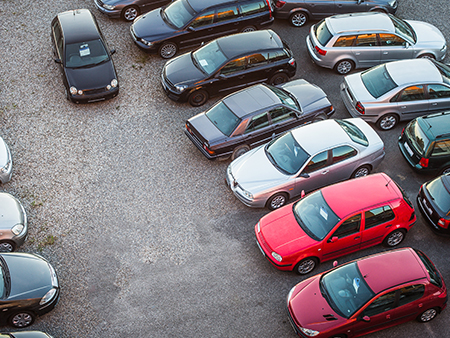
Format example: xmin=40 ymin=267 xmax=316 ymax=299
xmin=386 ymin=314 xmax=391 ymax=320
xmin=383 ymin=52 xmax=389 ymax=54
xmin=355 ymin=52 xmax=361 ymax=55
xmin=321 ymin=170 xmax=329 ymax=175
xmin=238 ymin=75 xmax=245 ymax=79
xmin=401 ymin=106 xmax=407 ymax=109
xmin=354 ymin=236 xmax=361 ymax=240
xmin=432 ymin=103 xmax=438 ymax=106
xmin=385 ymin=224 xmax=392 ymax=228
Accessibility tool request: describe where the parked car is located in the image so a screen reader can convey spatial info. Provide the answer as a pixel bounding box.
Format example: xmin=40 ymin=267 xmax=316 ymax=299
xmin=418 ymin=174 xmax=450 ymax=235
xmin=287 ymin=248 xmax=447 ymax=338
xmin=1 ymin=332 xmax=53 ymax=338
xmin=185 ymin=80 xmax=334 ymax=160
xmin=130 ymin=0 xmax=274 ymax=59
xmin=0 ymin=253 xmax=60 ymax=328
xmin=0 ymin=193 xmax=27 ymax=252
xmin=274 ymin=0 xmax=397 ymax=27
xmin=0 ymin=136 xmax=12 ymax=184
xmin=255 ymin=173 xmax=416 ymax=274
xmin=226 ymin=118 xmax=385 ymax=210
xmin=51 ymin=9 xmax=119 ymax=103
xmin=94 ymin=0 xmax=171 ymax=21
xmin=162 ymin=29 xmax=296 ymax=106
xmin=341 ymin=59 xmax=450 ymax=130
xmin=306 ymin=12 xmax=447 ymax=74
xmin=398 ymin=111 xmax=450 ymax=174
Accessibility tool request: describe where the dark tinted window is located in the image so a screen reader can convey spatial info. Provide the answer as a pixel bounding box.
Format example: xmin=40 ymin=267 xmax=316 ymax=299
xmin=355 ymin=34 xmax=378 ymax=47
xmin=361 ymin=64 xmax=398 ymax=99
xmin=245 ymin=112 xmax=269 ymax=133
xmin=221 ymin=57 xmax=246 ymax=75
xmin=364 ymin=206 xmax=395 ymax=229
xmin=428 ymin=84 xmax=450 ymax=99
xmin=65 ymin=39 xmax=109 ymax=68
xmin=239 ymin=0 xmax=266 ymax=15
xmin=52 ymin=21 xmax=63 ymax=57
xmin=163 ymin=0 xmax=195 ymax=29
xmin=404 ymin=119 xmax=430 ymax=156
xmin=315 ymin=19 xmax=333 ymax=46
xmin=304 ymin=151 xmax=328 ymax=173
xmin=247 ymin=53 xmax=268 ymax=67
xmin=399 ymin=85 xmax=426 ymax=101
xmin=205 ymin=102 xmax=241 ymax=136
xmin=268 ymin=50 xmax=287 ymax=62
xmin=398 ymin=285 xmax=425 ymax=307
xmin=333 ymin=35 xmax=356 ymax=47
xmin=190 ymin=9 xmax=215 ymax=28
xmin=332 ymin=146 xmax=357 ymax=163
xmin=379 ymin=34 xmax=407 ymax=46
xmin=431 ymin=140 xmax=450 ymax=157
xmin=363 ymin=291 xmax=396 ymax=317
xmin=269 ymin=106 xmax=295 ymax=124
xmin=216 ymin=5 xmax=238 ymax=22
xmin=332 ymin=214 xmax=361 ymax=238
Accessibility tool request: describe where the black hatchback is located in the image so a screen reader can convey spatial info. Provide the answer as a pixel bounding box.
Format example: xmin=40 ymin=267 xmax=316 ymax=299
xmin=130 ymin=0 xmax=274 ymax=58
xmin=51 ymin=9 xmax=119 ymax=103
xmin=161 ymin=29 xmax=296 ymax=106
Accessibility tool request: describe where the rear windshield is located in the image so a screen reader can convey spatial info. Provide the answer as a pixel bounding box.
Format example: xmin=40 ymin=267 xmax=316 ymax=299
xmin=405 ymin=119 xmax=430 ymax=156
xmin=361 ymin=64 xmax=397 ymax=99
xmin=205 ymin=102 xmax=240 ymax=136
xmin=314 ymin=19 xmax=333 ymax=46
xmin=426 ymin=176 xmax=450 ymax=214
xmin=336 ymin=120 xmax=368 ymax=146
xmin=415 ymin=249 xmax=443 ymax=288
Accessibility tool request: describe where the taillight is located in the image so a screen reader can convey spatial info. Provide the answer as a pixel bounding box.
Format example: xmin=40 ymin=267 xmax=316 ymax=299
xmin=438 ymin=218 xmax=450 ymax=229
xmin=315 ymin=45 xmax=327 ymax=56
xmin=275 ymin=0 xmax=286 ymax=8
xmin=355 ymin=101 xmax=365 ymax=114
xmin=409 ymin=210 xmax=416 ymax=222
xmin=266 ymin=0 xmax=273 ymax=17
xmin=401 ymin=127 xmax=405 ymax=136
xmin=203 ymin=144 xmax=215 ymax=155
xmin=289 ymin=58 xmax=295 ymax=66
xmin=419 ymin=157 xmax=429 ymax=168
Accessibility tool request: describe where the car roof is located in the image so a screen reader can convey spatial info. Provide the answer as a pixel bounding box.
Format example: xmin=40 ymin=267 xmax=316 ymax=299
xmin=418 ymin=111 xmax=450 ymax=140
xmin=217 ymin=30 xmax=282 ymax=60
xmin=326 ymin=12 xmax=394 ymax=35
xmin=57 ymin=9 xmax=100 ymax=44
xmin=357 ymin=248 xmax=428 ymax=294
xmin=188 ymin=0 xmax=237 ymax=12
xmin=321 ymin=173 xmax=401 ymax=219
xmin=223 ymin=84 xmax=280 ymax=118
xmin=385 ymin=59 xmax=442 ymax=85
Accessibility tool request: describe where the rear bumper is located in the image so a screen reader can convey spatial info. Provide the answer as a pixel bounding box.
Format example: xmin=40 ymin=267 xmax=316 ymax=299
xmin=417 ymin=192 xmax=450 ymax=236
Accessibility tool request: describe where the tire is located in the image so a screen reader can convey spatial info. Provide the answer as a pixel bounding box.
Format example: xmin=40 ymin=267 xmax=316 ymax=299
xmin=269 ymin=72 xmax=289 ymax=86
xmin=266 ymin=193 xmax=288 ymax=210
xmin=188 ymin=89 xmax=208 ymax=107
xmin=376 ymin=113 xmax=398 ymax=130
xmin=0 ymin=240 xmax=16 ymax=252
xmin=417 ymin=307 xmax=438 ymax=323
xmin=159 ymin=42 xmax=178 ymax=59
xmin=330 ymin=335 xmax=346 ymax=338
xmin=121 ymin=6 xmax=139 ymax=21
xmin=351 ymin=165 xmax=371 ymax=178
xmin=241 ymin=26 xmax=256 ymax=32
xmin=9 ymin=311 xmax=35 ymax=328
xmin=289 ymin=12 xmax=308 ymax=27
xmin=418 ymin=53 xmax=435 ymax=60
xmin=294 ymin=257 xmax=318 ymax=275
xmin=383 ymin=229 xmax=406 ymax=247
xmin=231 ymin=145 xmax=250 ymax=161
xmin=313 ymin=114 xmax=327 ymax=123
xmin=334 ymin=59 xmax=354 ymax=75
xmin=440 ymin=166 xmax=450 ymax=175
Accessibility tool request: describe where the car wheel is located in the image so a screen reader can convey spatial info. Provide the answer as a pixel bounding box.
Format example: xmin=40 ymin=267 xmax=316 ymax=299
xmin=440 ymin=166 xmax=450 ymax=175
xmin=313 ymin=114 xmax=327 ymax=122
xmin=241 ymin=26 xmax=256 ymax=32
xmin=289 ymin=12 xmax=308 ymax=27
xmin=159 ymin=42 xmax=178 ymax=59
xmin=0 ymin=240 xmax=15 ymax=252
xmin=351 ymin=165 xmax=371 ymax=178
xmin=294 ymin=257 xmax=318 ymax=275
xmin=188 ymin=89 xmax=208 ymax=107
xmin=376 ymin=113 xmax=398 ymax=130
xmin=269 ymin=72 xmax=289 ymax=86
xmin=9 ymin=311 xmax=35 ymax=328
xmin=122 ymin=6 xmax=139 ymax=21
xmin=417 ymin=307 xmax=438 ymax=322
xmin=231 ymin=145 xmax=250 ymax=161
xmin=267 ymin=193 xmax=288 ymax=210
xmin=334 ymin=59 xmax=354 ymax=75
xmin=418 ymin=53 xmax=435 ymax=60
xmin=383 ymin=229 xmax=406 ymax=247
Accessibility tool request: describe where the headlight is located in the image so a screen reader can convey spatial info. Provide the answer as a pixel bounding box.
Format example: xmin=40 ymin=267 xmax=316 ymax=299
xmin=175 ymin=84 xmax=187 ymax=93
xmin=441 ymin=45 xmax=447 ymax=52
xmin=242 ymin=189 xmax=253 ymax=200
xmin=103 ymin=4 xmax=115 ymax=10
xmin=140 ymin=38 xmax=153 ymax=47
xmin=299 ymin=327 xmax=319 ymax=337
xmin=271 ymin=252 xmax=282 ymax=262
xmin=111 ymin=79 xmax=118 ymax=88
xmin=40 ymin=288 xmax=57 ymax=305
xmin=287 ymin=286 xmax=295 ymax=301
xmin=48 ymin=263 xmax=58 ymax=287
xmin=256 ymin=221 xmax=260 ymax=233
xmin=388 ymin=0 xmax=396 ymax=6
xmin=69 ymin=86 xmax=78 ymax=95
xmin=11 ymin=223 xmax=24 ymax=236
xmin=0 ymin=159 xmax=10 ymax=174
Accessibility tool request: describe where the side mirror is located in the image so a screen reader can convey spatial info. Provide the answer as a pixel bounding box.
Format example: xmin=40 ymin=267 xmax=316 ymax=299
xmin=333 ymin=261 xmax=338 ymax=267
xmin=54 ymin=58 xmax=62 ymax=64
xmin=299 ymin=172 xmax=310 ymax=178
xmin=300 ymin=190 xmax=305 ymax=198
xmin=405 ymin=42 xmax=410 ymax=49
xmin=110 ymin=49 xmax=116 ymax=55
xmin=218 ymin=73 xmax=226 ymax=79
xmin=188 ymin=26 xmax=196 ymax=32
xmin=361 ymin=316 xmax=371 ymax=322
xmin=328 ymin=236 xmax=338 ymax=243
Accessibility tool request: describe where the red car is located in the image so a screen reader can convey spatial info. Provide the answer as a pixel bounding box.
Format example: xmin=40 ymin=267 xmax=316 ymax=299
xmin=255 ymin=173 xmax=416 ymax=274
xmin=287 ymin=248 xmax=447 ymax=338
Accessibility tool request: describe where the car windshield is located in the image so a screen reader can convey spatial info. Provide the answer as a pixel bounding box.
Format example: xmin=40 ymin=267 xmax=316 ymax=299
xmin=405 ymin=120 xmax=430 ymax=156
xmin=321 ymin=262 xmax=375 ymax=318
xmin=267 ymin=85 xmax=300 ymax=111
xmin=336 ymin=119 xmax=368 ymax=146
xmin=314 ymin=19 xmax=332 ymax=46
xmin=65 ymin=39 xmax=109 ymax=68
xmin=293 ymin=190 xmax=340 ymax=241
xmin=426 ymin=176 xmax=450 ymax=214
xmin=361 ymin=64 xmax=398 ymax=99
xmin=205 ymin=101 xmax=241 ymax=136
xmin=192 ymin=41 xmax=227 ymax=75
xmin=431 ymin=59 xmax=450 ymax=85
xmin=390 ymin=14 xmax=416 ymax=44
xmin=0 ymin=258 xmax=6 ymax=298
xmin=162 ymin=0 xmax=195 ymax=29
xmin=265 ymin=132 xmax=309 ymax=175
xmin=415 ymin=249 xmax=443 ymax=288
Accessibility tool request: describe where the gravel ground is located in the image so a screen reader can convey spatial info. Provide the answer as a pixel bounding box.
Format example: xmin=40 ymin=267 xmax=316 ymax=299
xmin=0 ymin=0 xmax=450 ymax=337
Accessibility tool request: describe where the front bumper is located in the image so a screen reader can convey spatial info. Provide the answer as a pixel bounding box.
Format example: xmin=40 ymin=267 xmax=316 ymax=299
xmin=225 ymin=168 xmax=266 ymax=208
xmin=94 ymin=0 xmax=121 ymax=18
xmin=0 ymin=145 xmax=12 ymax=184
xmin=255 ymin=229 xmax=293 ymax=270
xmin=130 ymin=25 xmax=158 ymax=53
xmin=68 ymin=86 xmax=119 ymax=104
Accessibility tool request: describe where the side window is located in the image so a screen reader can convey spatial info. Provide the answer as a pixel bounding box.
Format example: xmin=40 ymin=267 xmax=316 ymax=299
xmin=363 ymin=291 xmax=397 ymax=317
xmin=355 ymin=34 xmax=378 ymax=47
xmin=428 ymin=84 xmax=450 ymax=99
xmin=364 ymin=206 xmax=395 ymax=230
xmin=332 ymin=146 xmax=357 ymax=164
xmin=269 ymin=106 xmax=295 ymax=124
xmin=221 ymin=57 xmax=246 ymax=75
xmin=239 ymin=0 xmax=266 ymax=16
xmin=378 ymin=34 xmax=407 ymax=46
xmin=52 ymin=21 xmax=64 ymax=58
xmin=333 ymin=35 xmax=356 ymax=47
xmin=268 ymin=50 xmax=287 ymax=62
xmin=216 ymin=5 xmax=238 ymax=23
xmin=245 ymin=112 xmax=270 ymax=133
xmin=190 ymin=10 xmax=215 ymax=28
xmin=431 ymin=139 xmax=450 ymax=157
xmin=332 ymin=214 xmax=361 ymax=238
xmin=303 ymin=151 xmax=329 ymax=173
xmin=247 ymin=53 xmax=269 ymax=67
xmin=399 ymin=85 xmax=425 ymax=101
xmin=398 ymin=285 xmax=425 ymax=307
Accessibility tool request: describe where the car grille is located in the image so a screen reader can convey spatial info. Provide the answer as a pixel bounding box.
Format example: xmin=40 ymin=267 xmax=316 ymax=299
xmin=85 ymin=87 xmax=107 ymax=95
xmin=162 ymin=72 xmax=175 ymax=90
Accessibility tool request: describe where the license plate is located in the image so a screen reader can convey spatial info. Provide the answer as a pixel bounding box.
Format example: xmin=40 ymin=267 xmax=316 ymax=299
xmin=404 ymin=142 xmax=414 ymax=157
xmin=256 ymin=240 xmax=265 ymax=257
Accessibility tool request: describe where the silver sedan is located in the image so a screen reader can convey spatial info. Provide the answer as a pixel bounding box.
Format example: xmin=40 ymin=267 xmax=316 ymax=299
xmin=0 ymin=193 xmax=28 ymax=252
xmin=0 ymin=136 xmax=12 ymax=184
xmin=226 ymin=118 xmax=385 ymax=210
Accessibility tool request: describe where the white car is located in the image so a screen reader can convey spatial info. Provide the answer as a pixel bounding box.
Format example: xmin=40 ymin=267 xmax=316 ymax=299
xmin=0 ymin=136 xmax=12 ymax=184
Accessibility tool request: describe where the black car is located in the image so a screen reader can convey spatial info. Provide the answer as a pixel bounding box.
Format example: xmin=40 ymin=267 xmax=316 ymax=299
xmin=161 ymin=29 xmax=296 ymax=106
xmin=417 ymin=174 xmax=450 ymax=235
xmin=1 ymin=332 xmax=53 ymax=338
xmin=51 ymin=9 xmax=119 ymax=103
xmin=185 ymin=80 xmax=334 ymax=160
xmin=94 ymin=0 xmax=171 ymax=21
xmin=130 ymin=0 xmax=274 ymax=58
xmin=398 ymin=111 xmax=450 ymax=175
xmin=0 ymin=253 xmax=60 ymax=328
xmin=273 ymin=0 xmax=397 ymax=27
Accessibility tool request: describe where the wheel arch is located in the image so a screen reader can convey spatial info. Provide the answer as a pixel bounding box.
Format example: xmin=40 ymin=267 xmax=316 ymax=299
xmin=289 ymin=7 xmax=312 ymax=18
xmin=292 ymin=255 xmax=321 ymax=272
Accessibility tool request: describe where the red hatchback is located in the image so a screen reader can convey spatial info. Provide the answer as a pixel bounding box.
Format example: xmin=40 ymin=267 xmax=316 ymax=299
xmin=255 ymin=173 xmax=416 ymax=274
xmin=287 ymin=248 xmax=447 ymax=338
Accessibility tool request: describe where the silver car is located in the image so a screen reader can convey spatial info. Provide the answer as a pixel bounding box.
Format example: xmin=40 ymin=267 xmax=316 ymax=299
xmin=0 ymin=136 xmax=12 ymax=184
xmin=0 ymin=193 xmax=28 ymax=252
xmin=341 ymin=58 xmax=450 ymax=130
xmin=226 ymin=118 xmax=385 ymax=210
xmin=306 ymin=12 xmax=447 ymax=74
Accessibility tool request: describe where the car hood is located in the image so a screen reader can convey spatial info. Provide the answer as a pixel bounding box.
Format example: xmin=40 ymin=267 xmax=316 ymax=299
xmin=0 ymin=193 xmax=24 ymax=230
xmin=281 ymin=79 xmax=328 ymax=112
xmin=187 ymin=112 xmax=225 ymax=145
xmin=164 ymin=53 xmax=204 ymax=87
xmin=344 ymin=74 xmax=375 ymax=102
xmin=0 ymin=137 xmax=10 ymax=167
xmin=3 ymin=253 xmax=53 ymax=300
xmin=66 ymin=60 xmax=116 ymax=90
xmin=408 ymin=20 xmax=446 ymax=46
xmin=132 ymin=8 xmax=175 ymax=40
